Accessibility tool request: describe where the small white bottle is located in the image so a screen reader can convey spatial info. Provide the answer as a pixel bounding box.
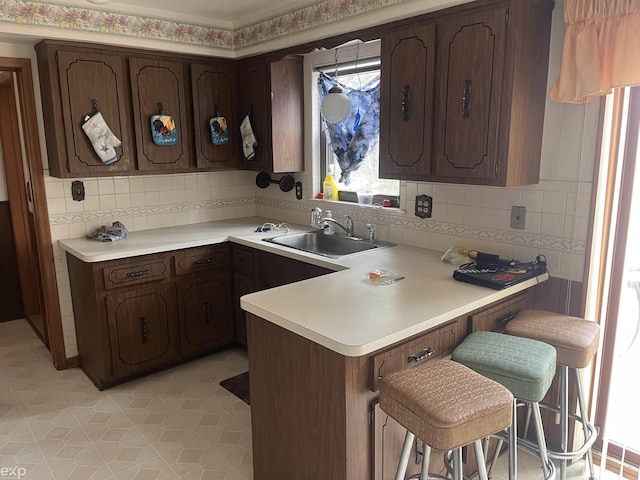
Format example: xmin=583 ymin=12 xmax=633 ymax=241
xmin=323 ymin=210 xmax=335 ymax=235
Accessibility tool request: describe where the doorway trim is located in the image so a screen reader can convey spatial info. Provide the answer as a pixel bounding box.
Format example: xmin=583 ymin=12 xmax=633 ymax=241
xmin=0 ymin=56 xmax=67 ymax=369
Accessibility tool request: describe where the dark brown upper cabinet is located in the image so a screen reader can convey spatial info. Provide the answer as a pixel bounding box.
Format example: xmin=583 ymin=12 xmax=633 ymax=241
xmin=237 ymin=56 xmax=304 ymax=173
xmin=379 ymin=23 xmax=436 ymax=180
xmin=431 ymin=1 xmax=553 ymax=186
xmin=36 ymin=44 xmax=135 ymax=177
xmin=129 ymin=57 xmax=190 ymax=171
xmin=191 ymin=63 xmax=239 ymax=169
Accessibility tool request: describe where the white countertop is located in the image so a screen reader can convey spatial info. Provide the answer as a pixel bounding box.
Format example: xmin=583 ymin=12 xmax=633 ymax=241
xmin=59 ymin=217 xmax=548 ymax=357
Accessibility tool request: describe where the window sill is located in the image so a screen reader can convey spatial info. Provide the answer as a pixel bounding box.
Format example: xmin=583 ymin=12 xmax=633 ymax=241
xmin=307 ymin=197 xmax=406 ymax=215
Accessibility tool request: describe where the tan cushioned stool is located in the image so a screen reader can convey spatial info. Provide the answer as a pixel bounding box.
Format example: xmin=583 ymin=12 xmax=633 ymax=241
xmin=380 ymin=359 xmax=513 ymax=452
xmin=505 ymin=309 xmax=600 ymax=480
xmin=505 ymin=309 xmax=600 ymax=368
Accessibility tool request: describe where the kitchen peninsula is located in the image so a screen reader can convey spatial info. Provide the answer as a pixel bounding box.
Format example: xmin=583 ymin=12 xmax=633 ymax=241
xmin=239 ymin=228 xmax=547 ymax=480
xmin=59 ymin=217 xmax=547 ymax=478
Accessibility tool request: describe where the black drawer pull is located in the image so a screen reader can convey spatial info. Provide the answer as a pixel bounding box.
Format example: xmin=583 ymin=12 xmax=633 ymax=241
xmin=140 ymin=317 xmax=148 ymax=343
xmin=194 ymin=258 xmax=213 ymax=265
xmin=495 ymin=312 xmax=516 ymax=327
xmin=462 ymin=79 xmax=472 ymax=118
xmin=127 ymin=269 xmax=150 ymax=278
xmin=401 ymin=85 xmax=410 ymax=121
xmin=204 ymin=301 xmax=211 ymax=325
xmin=407 ymin=347 xmax=433 ymax=363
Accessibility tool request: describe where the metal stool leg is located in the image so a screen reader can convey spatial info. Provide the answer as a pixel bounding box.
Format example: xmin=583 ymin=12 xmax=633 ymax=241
xmin=509 ymin=400 xmax=518 ymax=480
xmin=474 ymin=439 xmax=489 ymax=480
xmin=532 ymin=401 xmax=556 ymax=480
xmin=560 ymin=365 xmax=569 ymax=480
xmin=397 ymin=431 xmax=416 ymax=480
xmin=575 ymin=369 xmax=596 ymax=480
xmin=452 ymin=447 xmax=464 ymax=480
xmin=420 ymin=443 xmax=431 ymax=480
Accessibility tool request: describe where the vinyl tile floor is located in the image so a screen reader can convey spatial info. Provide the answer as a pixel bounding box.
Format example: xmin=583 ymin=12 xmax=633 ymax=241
xmin=0 ymin=319 xmax=613 ymax=480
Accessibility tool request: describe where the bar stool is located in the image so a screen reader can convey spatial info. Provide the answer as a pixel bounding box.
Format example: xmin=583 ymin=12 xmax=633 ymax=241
xmin=505 ymin=310 xmax=600 ymax=480
xmin=380 ymin=359 xmax=514 ymax=480
xmin=452 ymin=331 xmax=557 ymax=480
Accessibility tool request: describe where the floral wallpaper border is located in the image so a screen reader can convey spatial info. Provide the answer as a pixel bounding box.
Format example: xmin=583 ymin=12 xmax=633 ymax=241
xmin=0 ymin=0 xmax=411 ymax=50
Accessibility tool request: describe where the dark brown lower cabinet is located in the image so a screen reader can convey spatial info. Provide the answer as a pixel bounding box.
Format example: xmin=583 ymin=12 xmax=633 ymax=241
xmin=177 ymin=272 xmax=233 ymax=356
xmin=66 ymin=244 xmax=234 ymax=390
xmin=106 ymin=285 xmax=178 ymax=379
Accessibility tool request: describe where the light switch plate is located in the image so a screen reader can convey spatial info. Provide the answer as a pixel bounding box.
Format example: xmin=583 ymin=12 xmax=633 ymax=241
xmin=511 ymin=206 xmax=526 ymax=230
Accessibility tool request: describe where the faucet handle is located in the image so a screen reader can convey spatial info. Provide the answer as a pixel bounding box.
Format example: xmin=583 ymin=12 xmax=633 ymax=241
xmin=365 ymin=223 xmax=375 ymax=241
xmin=345 ymin=215 xmax=354 ymax=236
xmin=311 ymin=207 xmax=322 ymax=227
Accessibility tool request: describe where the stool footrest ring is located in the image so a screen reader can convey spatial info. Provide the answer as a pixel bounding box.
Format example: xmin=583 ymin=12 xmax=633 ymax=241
xmin=491 ymin=431 xmax=557 ymax=480
xmin=538 ymin=402 xmax=599 ymax=461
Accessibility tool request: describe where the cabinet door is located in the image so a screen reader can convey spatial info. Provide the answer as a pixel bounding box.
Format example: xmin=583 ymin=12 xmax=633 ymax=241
xmin=432 ymin=7 xmax=507 ymax=181
xmin=106 ymin=286 xmax=178 ymax=378
xmin=177 ymin=273 xmax=233 ymax=356
xmin=270 ymin=57 xmax=304 ymax=173
xmin=56 ymin=50 xmax=134 ymax=175
xmin=233 ymin=272 xmax=254 ymax=347
xmin=129 ymin=57 xmax=190 ymax=171
xmin=237 ymin=57 xmax=304 ymax=173
xmin=237 ymin=60 xmax=271 ymax=171
xmin=379 ymin=23 xmax=436 ymax=180
xmin=191 ymin=63 xmax=238 ymax=169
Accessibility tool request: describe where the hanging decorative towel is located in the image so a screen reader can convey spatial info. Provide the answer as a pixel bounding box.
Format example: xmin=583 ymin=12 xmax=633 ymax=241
xmin=82 ymin=99 xmax=122 ymax=165
xmin=150 ymin=103 xmax=177 ymax=146
xmin=240 ymin=111 xmax=258 ymax=160
xmin=209 ymin=106 xmax=230 ymax=145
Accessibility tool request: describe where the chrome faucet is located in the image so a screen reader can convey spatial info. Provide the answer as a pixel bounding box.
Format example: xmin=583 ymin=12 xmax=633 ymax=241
xmin=310 ymin=207 xmax=354 ymax=237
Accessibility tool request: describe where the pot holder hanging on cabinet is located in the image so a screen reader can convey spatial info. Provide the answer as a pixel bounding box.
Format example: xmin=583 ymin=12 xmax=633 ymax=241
xmin=240 ymin=109 xmax=258 ymax=160
xmin=150 ymin=103 xmax=177 ymax=146
xmin=209 ymin=106 xmax=230 ymax=145
xmin=82 ymin=99 xmax=122 ymax=165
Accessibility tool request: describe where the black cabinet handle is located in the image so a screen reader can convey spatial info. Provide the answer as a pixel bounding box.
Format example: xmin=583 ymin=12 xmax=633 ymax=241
xmin=495 ymin=312 xmax=516 ymax=327
xmin=462 ymin=79 xmax=472 ymax=118
xmin=204 ymin=301 xmax=211 ymax=325
xmin=194 ymin=258 xmax=212 ymax=265
xmin=401 ymin=85 xmax=410 ymax=121
xmin=140 ymin=317 xmax=148 ymax=343
xmin=407 ymin=347 xmax=433 ymax=363
xmin=127 ymin=269 xmax=150 ymax=278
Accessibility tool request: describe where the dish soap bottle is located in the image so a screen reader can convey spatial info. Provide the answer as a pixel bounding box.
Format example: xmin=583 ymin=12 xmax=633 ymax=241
xmin=323 ymin=174 xmax=339 ymax=201
xmin=323 ymin=210 xmax=335 ymax=235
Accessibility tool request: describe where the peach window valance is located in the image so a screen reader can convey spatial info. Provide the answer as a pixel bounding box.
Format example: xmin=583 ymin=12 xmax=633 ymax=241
xmin=549 ymin=0 xmax=640 ymax=103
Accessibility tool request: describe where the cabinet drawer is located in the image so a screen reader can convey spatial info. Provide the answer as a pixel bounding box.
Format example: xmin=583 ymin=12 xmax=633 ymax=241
xmin=232 ymin=246 xmax=255 ymax=275
xmin=370 ymin=319 xmax=461 ymax=392
xmin=470 ymin=291 xmax=532 ymax=333
xmin=102 ymin=257 xmax=170 ymax=290
xmin=174 ymin=245 xmax=229 ymax=276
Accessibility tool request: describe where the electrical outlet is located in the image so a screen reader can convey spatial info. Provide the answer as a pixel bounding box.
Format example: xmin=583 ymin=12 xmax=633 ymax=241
xmin=415 ymin=195 xmax=432 ymax=218
xmin=511 ymin=206 xmax=526 ymax=230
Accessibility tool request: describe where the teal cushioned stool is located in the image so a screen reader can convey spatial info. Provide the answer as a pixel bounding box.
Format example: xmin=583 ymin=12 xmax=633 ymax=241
xmin=452 ymin=331 xmax=557 ymax=480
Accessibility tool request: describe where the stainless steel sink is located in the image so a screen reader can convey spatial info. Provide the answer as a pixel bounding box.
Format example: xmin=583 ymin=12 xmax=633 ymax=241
xmin=263 ymin=231 xmax=395 ymax=258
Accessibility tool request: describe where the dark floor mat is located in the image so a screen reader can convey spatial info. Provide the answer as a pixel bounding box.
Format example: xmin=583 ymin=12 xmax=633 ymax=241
xmin=219 ymin=371 xmax=250 ymax=405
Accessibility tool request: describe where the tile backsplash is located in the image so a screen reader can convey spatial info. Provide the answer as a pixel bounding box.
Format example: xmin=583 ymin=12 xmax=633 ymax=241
xmin=46 ymin=168 xmax=591 ymax=359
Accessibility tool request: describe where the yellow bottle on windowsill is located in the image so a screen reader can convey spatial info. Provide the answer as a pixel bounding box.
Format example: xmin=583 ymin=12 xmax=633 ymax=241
xmin=323 ymin=174 xmax=339 ymax=201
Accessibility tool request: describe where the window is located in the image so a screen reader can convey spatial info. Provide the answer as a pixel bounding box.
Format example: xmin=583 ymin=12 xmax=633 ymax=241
xmin=311 ymin=41 xmax=400 ymax=205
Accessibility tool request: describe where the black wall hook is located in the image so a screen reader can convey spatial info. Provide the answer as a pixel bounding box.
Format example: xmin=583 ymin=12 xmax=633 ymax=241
xmin=255 ymin=172 xmax=296 ymax=193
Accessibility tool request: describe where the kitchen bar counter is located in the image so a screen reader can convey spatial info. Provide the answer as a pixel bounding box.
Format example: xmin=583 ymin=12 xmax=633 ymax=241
xmin=59 ymin=216 xmax=548 ymax=358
